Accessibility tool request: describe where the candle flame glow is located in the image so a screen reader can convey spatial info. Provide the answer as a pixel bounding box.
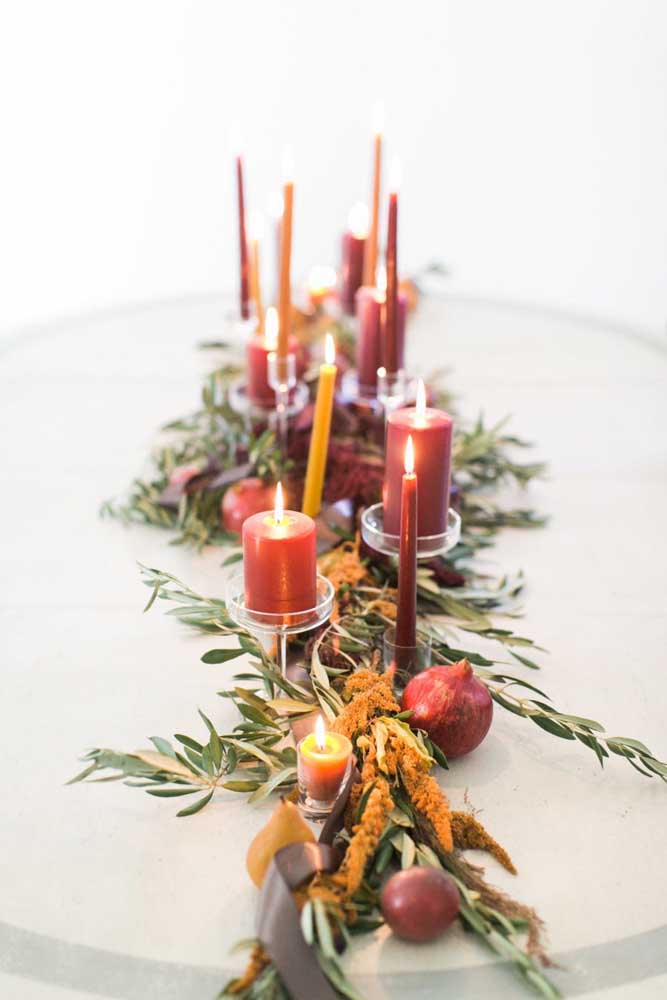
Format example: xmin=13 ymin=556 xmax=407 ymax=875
xmin=372 ymin=100 xmax=385 ymax=136
xmin=377 ymin=366 xmax=387 ymax=379
xmin=268 ymin=191 xmax=284 ymax=219
xmin=315 ymin=714 xmax=326 ymax=750
xmin=248 ymin=211 xmax=264 ymax=242
xmin=405 ymin=435 xmax=415 ymax=475
xmin=274 ymin=481 xmax=284 ymax=524
xmin=348 ymin=202 xmax=370 ymax=238
xmin=307 ymin=264 xmax=337 ymax=294
xmin=388 ymin=156 xmax=402 ymax=194
xmin=376 ymin=265 xmax=387 ymax=294
xmin=264 ymin=307 xmax=279 ymax=350
xmin=282 ymin=146 xmax=295 ymax=183
xmin=324 ymin=332 xmax=336 ymax=366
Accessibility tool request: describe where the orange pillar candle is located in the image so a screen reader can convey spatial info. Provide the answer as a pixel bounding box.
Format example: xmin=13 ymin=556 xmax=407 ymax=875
xmin=242 ymin=483 xmax=317 ymax=615
xmin=278 ymin=151 xmax=294 ymax=374
xmin=297 ymin=716 xmax=352 ymax=804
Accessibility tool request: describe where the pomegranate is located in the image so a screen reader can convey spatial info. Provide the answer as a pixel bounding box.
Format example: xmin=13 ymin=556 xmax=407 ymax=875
xmin=401 ymin=660 xmax=493 ymax=758
xmin=381 ymin=867 xmax=459 ymax=942
xmin=221 ymin=477 xmax=275 ymax=534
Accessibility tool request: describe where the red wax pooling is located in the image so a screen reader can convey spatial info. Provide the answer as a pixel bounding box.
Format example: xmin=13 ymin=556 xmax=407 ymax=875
xmin=246 ymin=334 xmax=300 ymax=405
xmin=340 ymin=231 xmax=367 ymax=315
xmin=242 ymin=509 xmax=317 ymax=614
xmin=396 ymin=471 xmax=417 ymax=647
xmin=383 ymin=407 xmax=453 ymax=537
xmin=355 ymin=286 xmax=407 ymax=392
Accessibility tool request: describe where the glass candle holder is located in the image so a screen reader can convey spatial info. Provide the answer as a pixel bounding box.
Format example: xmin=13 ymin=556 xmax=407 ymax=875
xmin=382 ymin=625 xmax=432 ymax=691
xmin=297 ymin=727 xmax=353 ymax=821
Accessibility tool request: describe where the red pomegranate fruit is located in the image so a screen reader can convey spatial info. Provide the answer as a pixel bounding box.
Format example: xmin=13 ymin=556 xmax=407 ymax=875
xmin=401 ymin=660 xmax=493 ymax=758
xmin=221 ymin=478 xmax=275 ymax=534
xmin=381 ymin=867 xmax=460 ymax=942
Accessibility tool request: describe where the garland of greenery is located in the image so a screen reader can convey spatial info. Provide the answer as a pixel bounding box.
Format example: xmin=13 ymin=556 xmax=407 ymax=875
xmin=78 ymin=314 xmax=665 ymax=999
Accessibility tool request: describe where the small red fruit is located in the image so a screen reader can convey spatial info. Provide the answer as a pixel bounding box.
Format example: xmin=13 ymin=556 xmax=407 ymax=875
xmin=401 ymin=660 xmax=493 ymax=758
xmin=221 ymin=478 xmax=275 ymax=534
xmin=381 ymin=867 xmax=460 ymax=942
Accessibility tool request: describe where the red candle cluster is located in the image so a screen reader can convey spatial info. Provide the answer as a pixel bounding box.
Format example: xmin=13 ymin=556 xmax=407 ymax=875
xmin=383 ymin=380 xmax=453 ymax=537
xmin=242 ymin=483 xmax=317 ymax=615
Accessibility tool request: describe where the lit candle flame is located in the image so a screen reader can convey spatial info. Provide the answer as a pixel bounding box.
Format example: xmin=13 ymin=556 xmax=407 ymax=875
xmin=282 ymin=146 xmax=295 ymax=183
xmin=324 ymin=332 xmax=336 ymax=366
xmin=307 ymin=264 xmax=337 ymax=295
xmin=416 ymin=378 xmax=427 ymax=421
xmin=274 ymin=481 xmax=284 ymax=524
xmin=268 ymin=191 xmax=284 ymax=220
xmin=376 ymin=265 xmax=387 ymax=294
xmin=315 ymin=714 xmax=326 ymax=750
xmin=229 ymin=124 xmax=243 ymax=158
xmin=405 ymin=435 xmax=415 ymax=475
xmin=388 ymin=156 xmax=402 ymax=194
xmin=377 ymin=366 xmax=386 ymax=379
xmin=264 ymin=306 xmax=279 ymax=350
xmin=348 ymin=202 xmax=370 ymax=238
xmin=372 ymin=100 xmax=385 ymax=136
xmin=248 ymin=211 xmax=264 ymax=242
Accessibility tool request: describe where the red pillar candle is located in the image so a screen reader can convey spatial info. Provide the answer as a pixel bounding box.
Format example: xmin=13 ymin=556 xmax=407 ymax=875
xmin=242 ymin=483 xmax=317 ymax=614
xmin=384 ymin=168 xmax=400 ymax=373
xmin=355 ymin=271 xmax=408 ymax=393
xmin=396 ymin=435 xmax=417 ymax=647
xmin=340 ymin=203 xmax=369 ymax=314
xmin=383 ymin=380 xmax=453 ymax=537
xmin=297 ymin=716 xmax=352 ymax=802
xmin=236 ymin=154 xmax=250 ymax=320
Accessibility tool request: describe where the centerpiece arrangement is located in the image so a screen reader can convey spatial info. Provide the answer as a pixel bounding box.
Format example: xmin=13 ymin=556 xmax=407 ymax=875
xmin=80 ymin=108 xmax=666 ymax=1000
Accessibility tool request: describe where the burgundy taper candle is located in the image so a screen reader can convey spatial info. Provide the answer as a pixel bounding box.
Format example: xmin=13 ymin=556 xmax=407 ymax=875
xmin=396 ymin=435 xmax=418 ymax=646
xmin=236 ymin=155 xmax=250 ymax=320
xmin=340 ymin=203 xmax=368 ymax=314
xmin=384 ymin=189 xmax=399 ymax=373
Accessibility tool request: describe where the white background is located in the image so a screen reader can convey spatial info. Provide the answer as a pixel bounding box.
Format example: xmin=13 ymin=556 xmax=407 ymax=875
xmin=1 ymin=0 xmax=666 ymax=336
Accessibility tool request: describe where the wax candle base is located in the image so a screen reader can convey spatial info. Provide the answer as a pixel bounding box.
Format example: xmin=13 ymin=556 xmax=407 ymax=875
xmin=360 ymin=502 xmax=461 ymax=559
xmin=382 ymin=625 xmax=432 ymax=691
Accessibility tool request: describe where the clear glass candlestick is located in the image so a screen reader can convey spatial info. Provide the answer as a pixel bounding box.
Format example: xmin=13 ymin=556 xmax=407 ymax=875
xmin=268 ymin=351 xmax=297 ymax=456
xmin=377 ymin=366 xmax=407 ymax=416
xmin=382 ymin=625 xmax=432 ymax=691
xmin=225 ymin=571 xmax=334 ymax=678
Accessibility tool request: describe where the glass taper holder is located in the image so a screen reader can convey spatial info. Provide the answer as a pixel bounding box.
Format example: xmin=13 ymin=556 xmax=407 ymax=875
xmin=268 ymin=351 xmax=297 ymax=457
xmin=360 ymin=503 xmax=461 ymax=559
xmin=382 ymin=625 xmax=432 ymax=689
xmin=377 ymin=367 xmax=407 ymax=416
xmin=225 ymin=570 xmax=334 ymax=678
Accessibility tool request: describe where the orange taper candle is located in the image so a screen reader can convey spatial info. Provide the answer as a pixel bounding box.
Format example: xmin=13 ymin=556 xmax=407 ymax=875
xmin=278 ymin=150 xmax=294 ymax=374
xmin=363 ymin=102 xmax=383 ymax=287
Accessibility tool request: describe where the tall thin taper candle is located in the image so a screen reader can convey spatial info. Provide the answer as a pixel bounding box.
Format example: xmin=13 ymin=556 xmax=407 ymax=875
xmin=384 ymin=181 xmax=399 ymax=374
xmin=302 ymin=334 xmax=337 ymax=517
xmin=396 ymin=435 xmax=417 ymax=646
xmin=249 ymin=235 xmax=263 ymax=331
xmin=278 ymin=152 xmax=294 ymax=376
xmin=363 ymin=103 xmax=383 ymax=287
xmin=236 ymin=155 xmax=250 ymax=320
